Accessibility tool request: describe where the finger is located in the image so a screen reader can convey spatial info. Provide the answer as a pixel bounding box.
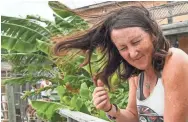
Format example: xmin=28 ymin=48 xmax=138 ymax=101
xmin=93 ymin=90 xmax=107 ymax=99
xmin=97 ymin=79 xmax=104 ymax=87
xmin=94 ymin=95 xmax=108 ymax=106
xmin=93 ymin=87 xmax=106 ymax=94
xmin=92 ymin=87 xmax=106 ymax=96
xmin=96 ymin=99 xmax=108 ymax=110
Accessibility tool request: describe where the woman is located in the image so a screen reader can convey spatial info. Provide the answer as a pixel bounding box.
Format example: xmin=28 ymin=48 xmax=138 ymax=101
xmin=40 ymin=79 xmax=52 ymax=101
xmin=54 ymin=6 xmax=188 ymax=122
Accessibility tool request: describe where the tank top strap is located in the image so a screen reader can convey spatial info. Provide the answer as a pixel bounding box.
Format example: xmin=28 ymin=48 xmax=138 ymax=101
xmin=137 ymin=72 xmax=146 ymax=100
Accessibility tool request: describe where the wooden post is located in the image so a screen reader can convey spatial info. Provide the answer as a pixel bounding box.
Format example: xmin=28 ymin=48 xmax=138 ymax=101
xmin=6 ymin=84 xmax=16 ymax=122
xmin=167 ymin=1 xmax=173 ymax=24
xmin=166 ymin=35 xmax=178 ymax=47
xmin=19 ymin=85 xmax=25 ymax=122
xmin=26 ymin=83 xmax=30 ymax=91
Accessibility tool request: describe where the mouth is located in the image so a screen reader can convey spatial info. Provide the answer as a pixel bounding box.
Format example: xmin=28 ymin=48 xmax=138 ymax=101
xmin=135 ymin=56 xmax=143 ymax=61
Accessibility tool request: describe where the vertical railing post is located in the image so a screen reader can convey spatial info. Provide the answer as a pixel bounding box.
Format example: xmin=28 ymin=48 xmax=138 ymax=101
xmin=67 ymin=117 xmax=78 ymax=122
xmin=167 ymin=1 xmax=173 ymax=24
xmin=6 ymin=84 xmax=16 ymax=122
xmin=19 ymin=85 xmax=25 ymax=122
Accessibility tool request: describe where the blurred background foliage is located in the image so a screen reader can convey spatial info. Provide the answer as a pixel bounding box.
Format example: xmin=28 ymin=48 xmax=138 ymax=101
xmin=1 ymin=1 xmax=129 ymax=121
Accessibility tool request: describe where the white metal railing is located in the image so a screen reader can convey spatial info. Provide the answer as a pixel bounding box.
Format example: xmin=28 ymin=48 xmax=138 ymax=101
xmin=149 ymin=1 xmax=188 ymax=20
xmin=161 ymin=21 xmax=188 ymax=35
xmin=58 ymin=109 xmax=109 ymax=122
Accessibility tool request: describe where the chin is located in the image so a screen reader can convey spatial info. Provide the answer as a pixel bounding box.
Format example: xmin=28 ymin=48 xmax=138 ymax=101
xmin=134 ymin=64 xmax=148 ymax=71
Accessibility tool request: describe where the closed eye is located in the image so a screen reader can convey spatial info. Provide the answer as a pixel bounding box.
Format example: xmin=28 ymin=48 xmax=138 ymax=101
xmin=119 ymin=46 xmax=127 ymax=51
xmin=132 ymin=40 xmax=141 ymax=45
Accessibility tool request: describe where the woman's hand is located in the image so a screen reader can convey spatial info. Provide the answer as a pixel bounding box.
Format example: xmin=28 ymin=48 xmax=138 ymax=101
xmin=92 ymin=79 xmax=111 ymax=112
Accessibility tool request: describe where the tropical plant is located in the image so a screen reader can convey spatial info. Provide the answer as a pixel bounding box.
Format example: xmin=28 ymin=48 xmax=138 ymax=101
xmin=1 ymin=1 xmax=129 ymax=121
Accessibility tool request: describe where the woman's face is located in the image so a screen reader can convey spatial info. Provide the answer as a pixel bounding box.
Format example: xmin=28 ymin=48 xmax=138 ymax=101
xmin=111 ymin=27 xmax=154 ymax=70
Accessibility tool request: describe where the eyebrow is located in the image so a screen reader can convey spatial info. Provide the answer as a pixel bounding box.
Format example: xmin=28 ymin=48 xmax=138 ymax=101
xmin=119 ymin=35 xmax=142 ymax=47
xmin=130 ymin=35 xmax=142 ymax=42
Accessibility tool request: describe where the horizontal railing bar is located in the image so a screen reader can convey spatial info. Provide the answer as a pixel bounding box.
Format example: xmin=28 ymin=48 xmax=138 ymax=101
xmin=59 ymin=109 xmax=108 ymax=122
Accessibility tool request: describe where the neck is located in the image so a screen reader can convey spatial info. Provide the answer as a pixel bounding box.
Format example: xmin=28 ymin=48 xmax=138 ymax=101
xmin=144 ymin=65 xmax=157 ymax=83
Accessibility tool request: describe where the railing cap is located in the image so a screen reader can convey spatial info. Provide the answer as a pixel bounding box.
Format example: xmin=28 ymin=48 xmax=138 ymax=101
xmin=59 ymin=109 xmax=109 ymax=122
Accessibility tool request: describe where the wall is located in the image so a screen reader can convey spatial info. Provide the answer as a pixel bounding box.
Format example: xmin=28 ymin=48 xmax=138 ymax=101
xmin=178 ymin=35 xmax=188 ymax=53
xmin=75 ymin=1 xmax=167 ymax=24
xmin=75 ymin=1 xmax=188 ymax=54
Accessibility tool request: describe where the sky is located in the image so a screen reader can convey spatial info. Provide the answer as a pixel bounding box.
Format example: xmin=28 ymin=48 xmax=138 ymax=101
xmin=1 ymin=1 xmax=55 ymax=21
xmin=0 ymin=0 xmax=114 ymax=21
xmin=62 ymin=0 xmax=111 ymax=9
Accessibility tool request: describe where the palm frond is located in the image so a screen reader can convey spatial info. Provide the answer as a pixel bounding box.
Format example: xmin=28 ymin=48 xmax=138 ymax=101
xmin=1 ymin=16 xmax=51 ymax=37
xmin=1 ymin=16 xmax=52 ymax=53
xmin=48 ymin=1 xmax=89 ymax=35
xmin=2 ymin=53 xmax=53 ymax=66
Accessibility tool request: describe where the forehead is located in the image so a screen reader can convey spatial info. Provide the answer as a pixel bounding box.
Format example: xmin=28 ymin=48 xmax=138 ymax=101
xmin=111 ymin=27 xmax=145 ymax=43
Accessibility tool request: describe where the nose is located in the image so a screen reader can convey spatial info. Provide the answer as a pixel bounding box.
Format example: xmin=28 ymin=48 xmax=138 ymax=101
xmin=129 ymin=48 xmax=138 ymax=59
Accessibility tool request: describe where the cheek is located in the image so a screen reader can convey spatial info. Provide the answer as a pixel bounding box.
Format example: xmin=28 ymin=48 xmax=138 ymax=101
xmin=119 ymin=52 xmax=130 ymax=61
xmin=141 ymin=40 xmax=153 ymax=54
xmin=147 ymin=44 xmax=154 ymax=56
xmin=143 ymin=44 xmax=154 ymax=63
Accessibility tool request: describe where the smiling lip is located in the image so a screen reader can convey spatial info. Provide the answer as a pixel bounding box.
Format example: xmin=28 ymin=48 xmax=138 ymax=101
xmin=135 ymin=56 xmax=143 ymax=61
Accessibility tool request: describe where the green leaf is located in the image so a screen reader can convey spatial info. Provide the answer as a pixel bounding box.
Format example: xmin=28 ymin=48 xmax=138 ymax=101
xmin=13 ymin=39 xmax=37 ymax=53
xmin=56 ymin=86 xmax=66 ymax=96
xmin=1 ymin=16 xmax=51 ymax=36
xmin=36 ymin=39 xmax=52 ymax=55
xmin=63 ymin=75 xmax=78 ymax=83
xmin=79 ymin=104 xmax=90 ymax=114
xmin=80 ymin=82 xmax=90 ymax=99
xmin=1 ymin=36 xmax=17 ymax=49
xmin=3 ymin=77 xmax=30 ymax=85
xmin=70 ymin=96 xmax=83 ymax=110
xmin=51 ymin=112 xmax=64 ymax=122
xmin=1 ymin=16 xmax=51 ymax=53
xmin=1 ymin=21 xmax=48 ymax=41
xmin=31 ymin=100 xmax=65 ymax=120
xmin=62 ymin=96 xmax=71 ymax=105
xmin=1 ymin=35 xmax=38 ymax=53
xmin=56 ymin=86 xmax=66 ymax=103
xmin=98 ymin=110 xmax=108 ymax=120
xmin=110 ymin=73 xmax=120 ymax=88
xmin=48 ymin=1 xmax=88 ymax=34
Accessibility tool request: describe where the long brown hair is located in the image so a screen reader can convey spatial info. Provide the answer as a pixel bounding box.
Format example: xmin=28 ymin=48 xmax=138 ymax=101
xmin=53 ymin=5 xmax=170 ymax=88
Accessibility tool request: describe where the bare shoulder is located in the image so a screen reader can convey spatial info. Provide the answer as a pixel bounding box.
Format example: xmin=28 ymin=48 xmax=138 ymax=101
xmin=163 ymin=48 xmax=188 ymax=72
xmin=162 ymin=48 xmax=188 ymax=121
xmin=166 ymin=47 xmax=188 ymax=62
xmin=162 ymin=47 xmax=188 ymax=84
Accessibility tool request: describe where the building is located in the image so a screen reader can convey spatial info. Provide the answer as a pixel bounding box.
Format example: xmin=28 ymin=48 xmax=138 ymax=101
xmin=74 ymin=1 xmax=188 ymax=53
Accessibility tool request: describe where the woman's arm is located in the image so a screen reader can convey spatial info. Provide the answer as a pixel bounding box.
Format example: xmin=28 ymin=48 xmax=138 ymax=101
xmin=107 ymin=76 xmax=139 ymax=122
xmin=163 ymin=48 xmax=188 ymax=122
